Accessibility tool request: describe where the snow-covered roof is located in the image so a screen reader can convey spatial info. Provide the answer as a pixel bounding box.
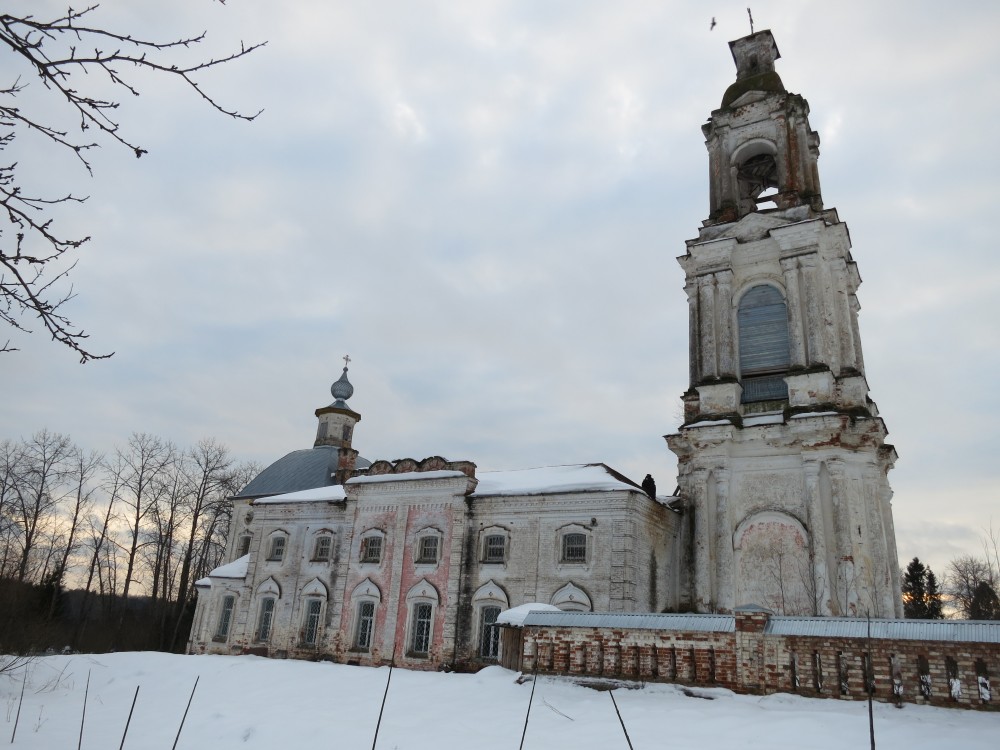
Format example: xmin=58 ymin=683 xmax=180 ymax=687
xmin=472 ymin=464 xmax=641 ymax=497
xmin=684 ymin=418 xmax=733 ymax=428
xmin=254 ymin=484 xmax=347 ymax=504
xmin=742 ymin=413 xmax=784 ymax=426
xmin=495 ymin=603 xmax=562 ymax=627
xmin=206 ymin=554 xmax=249 ymax=580
xmin=347 ymin=470 xmax=468 ymax=485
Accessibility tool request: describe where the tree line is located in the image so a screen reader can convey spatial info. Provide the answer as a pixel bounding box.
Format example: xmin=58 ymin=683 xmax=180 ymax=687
xmin=902 ymin=541 xmax=1000 ymax=620
xmin=0 ymin=430 xmax=258 ymax=654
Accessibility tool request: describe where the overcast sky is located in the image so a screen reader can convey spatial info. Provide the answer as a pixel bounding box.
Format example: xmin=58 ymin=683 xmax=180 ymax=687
xmin=3 ymin=1 xmax=998 ymax=578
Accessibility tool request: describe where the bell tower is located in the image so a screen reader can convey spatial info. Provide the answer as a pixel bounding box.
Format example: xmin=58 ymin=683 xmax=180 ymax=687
xmin=666 ymin=31 xmax=902 ymax=618
xmin=315 ymin=355 xmax=361 ymax=485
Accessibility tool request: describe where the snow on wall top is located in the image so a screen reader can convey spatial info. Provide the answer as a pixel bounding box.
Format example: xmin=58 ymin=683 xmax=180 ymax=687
xmin=205 ymin=554 xmax=249 ymax=580
xmin=254 ymin=484 xmax=348 ymax=504
xmin=472 ymin=464 xmax=640 ymax=496
xmin=496 ymin=603 xmax=562 ymax=627
xmin=347 ymin=470 xmax=468 ymax=485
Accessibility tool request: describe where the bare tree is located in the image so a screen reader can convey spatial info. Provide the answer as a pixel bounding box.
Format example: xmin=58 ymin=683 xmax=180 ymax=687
xmin=47 ymin=446 xmax=102 ymax=618
xmin=946 ymin=555 xmax=997 ymax=619
xmin=0 ymin=5 xmax=263 ymax=359
xmin=9 ymin=430 xmax=74 ymax=582
xmin=0 ymin=438 xmax=22 ymax=577
xmin=108 ymin=433 xmax=175 ymax=623
xmin=168 ymin=439 xmax=231 ymax=644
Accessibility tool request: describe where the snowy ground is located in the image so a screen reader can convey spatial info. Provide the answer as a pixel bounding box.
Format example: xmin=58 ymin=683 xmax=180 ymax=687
xmin=1 ymin=653 xmax=997 ymax=749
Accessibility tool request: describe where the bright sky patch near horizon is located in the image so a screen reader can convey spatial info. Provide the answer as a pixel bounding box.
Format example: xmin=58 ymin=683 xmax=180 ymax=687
xmin=3 ymin=1 xmax=999 ymax=580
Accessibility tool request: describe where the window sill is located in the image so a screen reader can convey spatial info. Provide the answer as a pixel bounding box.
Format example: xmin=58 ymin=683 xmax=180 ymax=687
xmin=405 ymin=651 xmax=430 ymax=659
xmin=211 ymin=635 xmax=228 ymax=643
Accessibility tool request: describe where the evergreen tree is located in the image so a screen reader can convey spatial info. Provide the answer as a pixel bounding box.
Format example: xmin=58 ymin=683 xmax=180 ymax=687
xmin=902 ymin=557 xmax=944 ymax=619
xmin=925 ymin=569 xmax=944 ymax=619
xmin=902 ymin=557 xmax=928 ymax=618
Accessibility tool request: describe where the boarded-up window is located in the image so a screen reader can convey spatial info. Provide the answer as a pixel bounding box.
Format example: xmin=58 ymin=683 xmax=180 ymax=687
xmin=738 ymin=284 xmax=789 ymax=402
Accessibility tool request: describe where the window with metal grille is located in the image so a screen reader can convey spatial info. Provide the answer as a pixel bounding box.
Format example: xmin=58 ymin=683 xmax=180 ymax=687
xmin=562 ymin=533 xmax=587 ymax=562
xmin=215 ymin=595 xmax=235 ymax=640
xmin=484 ymin=534 xmax=505 ymax=563
xmin=410 ymin=602 xmax=432 ymax=655
xmin=302 ymin=599 xmax=322 ymax=646
xmin=354 ymin=600 xmax=375 ymax=651
xmin=737 ymin=284 xmax=790 ymax=402
xmin=313 ymin=535 xmax=332 ymax=561
xmin=256 ymin=597 xmax=275 ymax=642
xmin=267 ymin=536 xmax=286 ymax=561
xmin=479 ymin=605 xmax=501 ymax=659
xmin=417 ymin=536 xmax=439 ymax=564
xmin=237 ymin=535 xmax=251 ymax=557
xmin=360 ymin=535 xmax=382 ymax=563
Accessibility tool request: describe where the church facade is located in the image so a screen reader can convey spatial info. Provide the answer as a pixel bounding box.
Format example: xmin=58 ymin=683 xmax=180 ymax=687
xmin=188 ymin=29 xmax=902 ymax=670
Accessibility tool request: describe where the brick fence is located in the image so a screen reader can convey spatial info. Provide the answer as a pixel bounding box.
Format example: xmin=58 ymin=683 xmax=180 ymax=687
xmin=511 ymin=609 xmax=1000 ymax=710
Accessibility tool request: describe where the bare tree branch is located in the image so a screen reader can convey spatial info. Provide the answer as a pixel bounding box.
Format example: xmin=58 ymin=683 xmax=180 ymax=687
xmin=0 ymin=5 xmax=264 ymax=361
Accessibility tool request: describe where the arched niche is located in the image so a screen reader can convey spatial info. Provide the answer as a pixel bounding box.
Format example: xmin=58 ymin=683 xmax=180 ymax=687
xmin=301 ymin=577 xmax=328 ymax=599
xmin=733 ymin=511 xmax=812 ymax=615
xmin=473 ymin=580 xmax=509 ymax=608
xmin=351 ymin=577 xmax=381 ymax=603
xmin=550 ymin=582 xmax=592 ymax=612
xmin=255 ymin=576 xmax=281 ymax=598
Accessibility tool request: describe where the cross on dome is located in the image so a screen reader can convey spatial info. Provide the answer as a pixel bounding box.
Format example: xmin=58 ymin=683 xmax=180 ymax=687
xmin=331 ymin=355 xmax=355 ymax=407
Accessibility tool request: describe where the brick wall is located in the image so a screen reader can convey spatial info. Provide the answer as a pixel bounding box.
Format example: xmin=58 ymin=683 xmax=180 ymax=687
xmin=519 ymin=613 xmax=1000 ymax=710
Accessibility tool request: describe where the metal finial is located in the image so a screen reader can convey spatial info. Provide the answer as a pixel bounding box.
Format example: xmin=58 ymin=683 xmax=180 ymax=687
xmin=747 ymin=7 xmax=755 ymax=34
xmin=343 ymin=353 xmax=351 ymax=369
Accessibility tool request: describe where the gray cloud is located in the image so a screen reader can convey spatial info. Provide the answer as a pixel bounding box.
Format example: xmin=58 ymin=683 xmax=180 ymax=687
xmin=4 ymin=0 xmax=999 ymax=574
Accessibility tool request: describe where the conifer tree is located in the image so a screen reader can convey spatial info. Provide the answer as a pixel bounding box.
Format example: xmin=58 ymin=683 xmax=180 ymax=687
xmin=902 ymin=557 xmax=944 ymax=619
xmin=925 ymin=569 xmax=944 ymax=619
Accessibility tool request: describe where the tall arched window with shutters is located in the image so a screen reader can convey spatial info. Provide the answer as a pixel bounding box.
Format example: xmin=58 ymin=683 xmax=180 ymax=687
xmin=738 ymin=284 xmax=790 ymax=402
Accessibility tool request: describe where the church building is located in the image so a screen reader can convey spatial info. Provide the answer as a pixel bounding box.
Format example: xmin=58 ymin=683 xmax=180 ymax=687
xmin=188 ymin=29 xmax=902 ymax=671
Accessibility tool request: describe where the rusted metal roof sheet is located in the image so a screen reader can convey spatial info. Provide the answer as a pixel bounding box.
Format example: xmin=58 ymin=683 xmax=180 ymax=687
xmin=765 ymin=616 xmax=1000 ymax=643
xmin=521 ymin=611 xmax=736 ymax=633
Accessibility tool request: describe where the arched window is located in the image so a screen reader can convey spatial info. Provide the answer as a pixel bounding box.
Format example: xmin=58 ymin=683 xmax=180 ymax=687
xmin=256 ymin=597 xmax=276 ymax=642
xmin=350 ymin=579 xmax=381 ymax=653
xmin=738 ymin=284 xmax=790 ymax=402
xmin=473 ymin=581 xmax=509 ymax=660
xmin=405 ymin=579 xmax=440 ymax=658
